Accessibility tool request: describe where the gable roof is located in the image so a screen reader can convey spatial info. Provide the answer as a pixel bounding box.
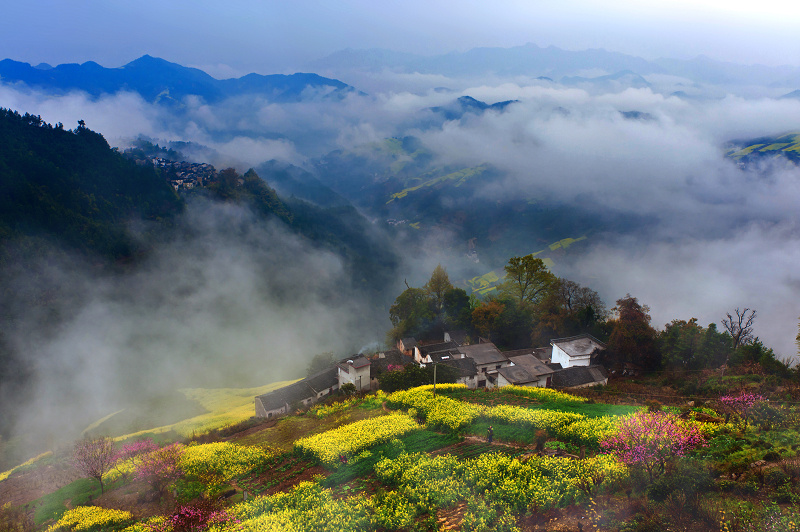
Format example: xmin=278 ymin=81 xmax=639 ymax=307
xmin=550 ymin=334 xmax=607 ymax=358
xmin=256 ymin=380 xmax=313 ymax=411
xmin=304 ymin=367 xmax=339 ymax=393
xmin=427 ymin=349 xmax=463 ymax=363
xmin=445 ymin=330 xmax=469 ymax=345
xmin=497 ymin=365 xmax=538 ymax=385
xmin=459 ymin=343 xmax=508 ymax=365
xmin=399 ymin=337 xmax=418 ymax=349
xmin=509 ymin=354 xmax=554 ymax=377
xmin=419 ymin=341 xmax=459 ymax=355
xmin=439 ymin=356 xmax=478 ymax=377
xmin=551 ymin=365 xmax=608 ymax=388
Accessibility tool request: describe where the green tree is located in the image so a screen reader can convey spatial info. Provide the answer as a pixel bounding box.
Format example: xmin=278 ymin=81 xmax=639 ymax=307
xmin=499 ymin=255 xmax=557 ymax=307
xmin=306 ymin=352 xmax=337 ymax=377
xmin=376 ymin=363 xmax=460 ymax=393
xmin=607 ymin=294 xmax=660 ymax=369
xmin=387 ymin=285 xmax=434 ymax=343
xmin=425 ymin=264 xmax=453 ymax=314
xmin=471 ymin=300 xmax=505 ymax=340
xmin=443 ymin=287 xmax=471 ymax=330
xmin=659 ymin=319 xmax=730 ymax=370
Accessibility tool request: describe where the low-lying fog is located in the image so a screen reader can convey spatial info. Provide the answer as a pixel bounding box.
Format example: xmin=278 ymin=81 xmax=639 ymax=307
xmin=2 ymin=68 xmax=800 ymax=451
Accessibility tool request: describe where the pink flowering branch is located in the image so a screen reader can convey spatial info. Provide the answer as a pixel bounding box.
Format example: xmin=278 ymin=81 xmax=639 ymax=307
xmin=600 ymin=411 xmax=706 ymax=482
xmin=135 ymin=442 xmax=185 ymax=495
xmin=720 ymin=392 xmax=765 ymax=428
xmin=114 ymin=438 xmax=158 ymax=479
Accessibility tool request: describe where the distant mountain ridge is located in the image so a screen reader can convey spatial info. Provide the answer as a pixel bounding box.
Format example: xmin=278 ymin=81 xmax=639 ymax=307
xmin=0 ymin=55 xmax=360 ymax=103
xmin=307 ymin=43 xmax=800 ymax=87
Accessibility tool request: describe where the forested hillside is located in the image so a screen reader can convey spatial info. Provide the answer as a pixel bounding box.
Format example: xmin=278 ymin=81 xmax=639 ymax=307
xmin=0 ymin=109 xmax=184 ymax=264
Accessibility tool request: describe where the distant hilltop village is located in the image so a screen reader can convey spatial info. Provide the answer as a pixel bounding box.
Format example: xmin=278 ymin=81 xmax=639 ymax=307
xmin=126 ymin=152 xmax=219 ymax=191
xmin=255 ymin=332 xmax=616 ymax=419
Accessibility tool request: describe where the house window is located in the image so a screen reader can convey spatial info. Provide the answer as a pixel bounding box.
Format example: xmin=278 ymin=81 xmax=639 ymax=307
xmin=496 ymin=365 xmax=501 ymax=370
xmin=478 ymin=380 xmax=486 ymax=388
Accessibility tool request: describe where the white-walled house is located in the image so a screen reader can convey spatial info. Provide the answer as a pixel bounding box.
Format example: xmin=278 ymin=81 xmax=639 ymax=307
xmin=337 ymin=356 xmax=371 ymax=391
xmin=550 ymin=334 xmax=606 ymax=368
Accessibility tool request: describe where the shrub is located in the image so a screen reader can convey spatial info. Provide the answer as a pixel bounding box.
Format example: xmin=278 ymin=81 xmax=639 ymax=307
xmin=765 ymin=468 xmax=789 ymax=487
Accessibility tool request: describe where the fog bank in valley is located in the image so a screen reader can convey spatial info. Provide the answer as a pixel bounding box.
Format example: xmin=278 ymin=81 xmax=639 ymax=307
xmin=3 ymin=69 xmax=800 ymax=448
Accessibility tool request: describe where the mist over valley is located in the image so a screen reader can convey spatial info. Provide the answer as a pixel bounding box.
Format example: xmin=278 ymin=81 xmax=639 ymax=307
xmin=2 ymin=5 xmax=800 ymax=526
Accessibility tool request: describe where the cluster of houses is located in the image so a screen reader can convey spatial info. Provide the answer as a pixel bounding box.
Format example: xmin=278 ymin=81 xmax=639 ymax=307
xmin=149 ymin=157 xmax=217 ymax=191
xmin=255 ymin=332 xmax=609 ymax=419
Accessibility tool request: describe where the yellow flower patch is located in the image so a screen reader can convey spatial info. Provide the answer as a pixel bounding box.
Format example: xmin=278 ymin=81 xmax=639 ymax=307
xmin=294 ymin=413 xmax=421 ymax=466
xmin=47 ymin=506 xmax=134 ymax=532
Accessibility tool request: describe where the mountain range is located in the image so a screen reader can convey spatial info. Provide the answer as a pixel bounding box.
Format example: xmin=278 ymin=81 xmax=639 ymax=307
xmin=0 ymin=55 xmax=358 ymax=103
xmin=306 ymin=43 xmax=800 ymax=88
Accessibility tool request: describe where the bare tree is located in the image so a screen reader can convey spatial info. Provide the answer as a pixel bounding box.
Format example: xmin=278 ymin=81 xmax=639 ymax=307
xmin=721 ymin=308 xmax=756 ymax=374
xmin=72 ymin=437 xmax=117 ymax=494
xmin=722 ymin=308 xmax=757 ymax=352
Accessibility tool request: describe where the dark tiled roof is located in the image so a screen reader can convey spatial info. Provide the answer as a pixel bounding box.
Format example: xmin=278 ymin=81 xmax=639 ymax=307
xmin=510 ymin=354 xmax=553 ymax=377
xmin=428 ymin=349 xmax=463 ymax=363
xmin=304 ymin=367 xmax=339 ymax=393
xmin=256 ymin=380 xmax=312 ymax=411
xmin=445 ymin=330 xmax=469 ymax=345
xmin=497 ymin=365 xmax=537 ymax=385
xmin=502 ymin=348 xmax=536 ymax=358
xmin=551 ymin=365 xmax=608 ymax=388
xmin=348 ymin=356 xmax=371 ymax=368
xmin=439 ymin=357 xmax=478 ymax=377
xmin=550 ymin=334 xmax=607 ymax=358
xmin=419 ymin=341 xmax=459 ymax=355
xmin=400 ymin=338 xmax=418 ymax=349
xmin=459 ymin=343 xmax=508 ymax=366
xmin=546 ymin=362 xmax=563 ymax=371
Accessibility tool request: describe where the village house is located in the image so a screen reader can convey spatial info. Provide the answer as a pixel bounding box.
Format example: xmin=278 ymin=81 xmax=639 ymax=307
xmin=414 ymin=341 xmax=460 ymax=364
xmin=368 ymin=349 xmax=413 ymax=391
xmin=496 ymin=353 xmax=554 ymax=388
xmin=550 ymin=334 xmax=607 ymax=368
xmin=443 ymin=330 xmax=469 ymax=346
xmin=550 ymin=365 xmax=609 ymax=388
xmin=459 ymin=343 xmax=511 ymax=388
xmin=439 ymin=357 xmax=479 ymax=389
xmin=337 ymin=355 xmax=371 ymax=392
xmin=254 ymin=366 xmax=338 ymax=419
xmin=397 ymin=337 xmax=418 ymax=357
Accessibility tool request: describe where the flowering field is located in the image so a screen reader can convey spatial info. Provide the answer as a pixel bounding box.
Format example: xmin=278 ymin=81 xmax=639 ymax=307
xmin=390 ymin=385 xmax=620 ymax=448
xmin=180 ymin=442 xmax=278 ymax=487
xmin=294 ymin=413 xmax=421 ymax=466
xmin=47 ymin=506 xmax=134 ymax=532
xmin=496 ymin=385 xmax=588 ymax=404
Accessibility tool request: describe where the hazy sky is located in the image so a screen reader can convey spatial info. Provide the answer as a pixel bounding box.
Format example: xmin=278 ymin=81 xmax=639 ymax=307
xmin=3 ymin=0 xmax=799 ymax=77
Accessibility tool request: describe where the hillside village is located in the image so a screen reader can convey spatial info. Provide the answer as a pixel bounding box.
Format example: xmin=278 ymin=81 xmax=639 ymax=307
xmin=254 ymin=332 xmax=609 ymax=419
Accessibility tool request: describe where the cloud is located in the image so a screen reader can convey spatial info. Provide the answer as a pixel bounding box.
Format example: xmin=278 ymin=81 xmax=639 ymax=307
xmin=2 ymin=199 xmax=387 ymax=444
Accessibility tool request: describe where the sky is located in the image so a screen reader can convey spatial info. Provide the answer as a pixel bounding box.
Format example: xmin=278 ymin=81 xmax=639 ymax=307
xmin=2 ymin=0 xmax=799 ymax=76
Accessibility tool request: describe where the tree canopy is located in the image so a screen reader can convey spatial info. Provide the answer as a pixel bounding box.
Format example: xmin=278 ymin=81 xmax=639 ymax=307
xmin=499 ymin=255 xmax=557 ymax=307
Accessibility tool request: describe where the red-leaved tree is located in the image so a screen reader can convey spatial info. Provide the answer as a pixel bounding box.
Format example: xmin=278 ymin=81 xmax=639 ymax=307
xmin=135 ymin=442 xmax=185 ymax=495
xmin=600 ymin=411 xmax=706 ymax=481
xmin=72 ymin=437 xmax=117 ymax=494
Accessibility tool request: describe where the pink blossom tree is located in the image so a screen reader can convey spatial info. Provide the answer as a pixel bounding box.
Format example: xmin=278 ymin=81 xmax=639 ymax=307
xmin=72 ymin=437 xmax=117 ymax=494
xmin=720 ymin=391 xmax=766 ymax=429
xmin=600 ymin=411 xmax=706 ymax=481
xmin=134 ymin=442 xmax=185 ymax=495
xmin=114 ymin=438 xmax=159 ymax=480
